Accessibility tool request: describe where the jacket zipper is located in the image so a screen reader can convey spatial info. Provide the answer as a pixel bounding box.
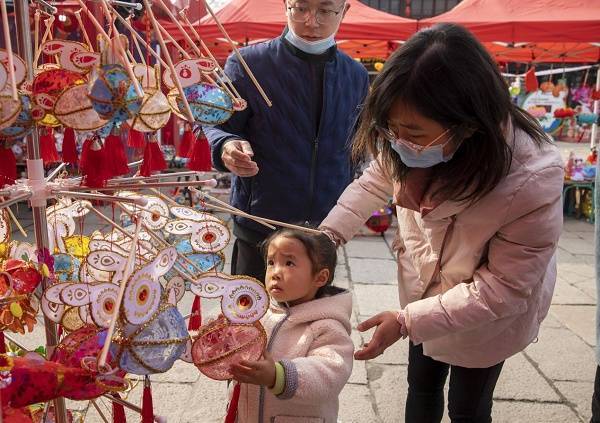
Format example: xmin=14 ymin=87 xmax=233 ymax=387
xmin=258 ymin=305 xmax=290 ymax=423
xmin=306 ymin=65 xmax=327 ymax=222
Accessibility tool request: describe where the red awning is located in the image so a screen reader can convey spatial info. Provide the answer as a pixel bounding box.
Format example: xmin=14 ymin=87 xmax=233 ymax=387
xmin=420 ymin=0 xmax=600 ymax=43
xmin=165 ymin=0 xmax=417 ymax=42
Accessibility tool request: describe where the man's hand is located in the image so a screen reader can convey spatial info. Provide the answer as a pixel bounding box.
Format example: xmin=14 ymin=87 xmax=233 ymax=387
xmin=354 ymin=311 xmax=404 ymax=360
xmin=230 ymin=352 xmax=276 ymax=388
xmin=221 ymin=139 xmax=259 ymax=177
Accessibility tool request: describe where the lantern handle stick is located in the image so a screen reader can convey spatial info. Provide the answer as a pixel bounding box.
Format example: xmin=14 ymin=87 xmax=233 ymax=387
xmin=97 ymin=214 xmax=143 ymax=369
xmin=202 ymin=0 xmax=271 ymax=107
xmin=108 ymin=6 xmax=167 ymax=69
xmin=98 ymin=0 xmax=144 ymax=98
xmin=126 ymin=16 xmax=146 ymax=66
xmin=142 ymin=0 xmax=194 ymax=123
xmin=33 ymin=16 xmax=55 ymax=67
xmin=153 ymin=19 xmax=232 ymax=98
xmin=0 ymin=0 xmax=18 ymax=100
xmin=178 ymin=9 xmax=241 ymax=100
xmin=149 ymin=0 xmax=234 ymax=99
xmin=74 ymin=9 xmax=94 ymax=52
xmin=34 ymin=10 xmax=41 ymax=64
xmin=75 ymin=0 xmax=111 ymax=42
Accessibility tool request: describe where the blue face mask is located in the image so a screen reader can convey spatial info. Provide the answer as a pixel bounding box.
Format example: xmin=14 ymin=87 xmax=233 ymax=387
xmin=284 ymin=26 xmax=336 ymax=55
xmin=389 ymin=129 xmax=456 ymax=168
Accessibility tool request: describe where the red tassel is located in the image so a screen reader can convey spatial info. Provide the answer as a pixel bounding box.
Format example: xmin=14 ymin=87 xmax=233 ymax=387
xmin=0 ymin=146 xmax=17 ymax=187
xmin=0 ymin=332 xmax=6 ymax=354
xmin=62 ymin=128 xmax=78 ymax=165
xmin=224 ymin=383 xmax=241 ymax=423
xmin=178 ymin=129 xmax=193 ymax=158
xmin=140 ymin=139 xmax=167 ymax=177
xmin=39 ymin=128 xmax=60 ymax=165
xmin=104 ymin=134 xmax=129 ymax=177
xmin=142 ymin=377 xmax=154 ymax=423
xmin=525 ymin=67 xmax=538 ymax=93
xmin=187 ymin=133 xmax=212 ymax=171
xmin=112 ymin=393 xmax=127 ymax=423
xmin=80 ymin=138 xmax=108 ymax=188
xmin=188 ymin=295 xmax=202 ymax=331
xmin=127 ymin=128 xmax=145 ymax=148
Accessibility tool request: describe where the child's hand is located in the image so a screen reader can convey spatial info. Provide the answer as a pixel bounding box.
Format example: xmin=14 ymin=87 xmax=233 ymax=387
xmin=230 ymin=351 xmax=276 ymax=388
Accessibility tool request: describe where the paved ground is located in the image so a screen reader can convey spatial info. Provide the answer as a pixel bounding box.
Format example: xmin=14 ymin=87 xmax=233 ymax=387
xmin=4 ymin=140 xmax=598 ymax=423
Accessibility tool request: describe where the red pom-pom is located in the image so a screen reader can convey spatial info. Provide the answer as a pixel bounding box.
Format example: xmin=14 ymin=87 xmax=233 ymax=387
xmin=187 ymin=132 xmax=212 ymax=171
xmin=39 ymin=128 xmax=60 ymax=166
xmin=178 ymin=129 xmax=193 ymax=158
xmin=80 ymin=138 xmax=108 ymax=188
xmin=62 ymin=127 xmax=78 ymax=165
xmin=127 ymin=128 xmax=145 ymax=148
xmin=525 ymin=67 xmax=538 ymax=93
xmin=140 ymin=139 xmax=167 ymax=177
xmin=0 ymin=146 xmax=17 ymax=187
xmin=104 ymin=134 xmax=129 ymax=177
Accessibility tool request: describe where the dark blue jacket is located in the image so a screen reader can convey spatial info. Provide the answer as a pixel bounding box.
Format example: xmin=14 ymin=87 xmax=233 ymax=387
xmin=204 ymin=34 xmax=369 ymax=242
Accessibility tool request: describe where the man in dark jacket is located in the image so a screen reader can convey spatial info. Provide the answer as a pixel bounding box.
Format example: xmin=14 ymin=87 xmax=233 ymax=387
xmin=204 ymin=0 xmax=369 ymax=281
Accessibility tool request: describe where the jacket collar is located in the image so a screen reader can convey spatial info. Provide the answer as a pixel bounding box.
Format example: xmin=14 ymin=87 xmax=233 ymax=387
xmin=280 ymin=27 xmax=337 ymax=62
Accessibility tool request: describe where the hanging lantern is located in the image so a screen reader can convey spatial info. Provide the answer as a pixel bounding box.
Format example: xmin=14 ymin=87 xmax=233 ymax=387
xmin=192 ymin=315 xmax=266 ymax=380
xmin=176 ymin=83 xmax=234 ymax=126
xmin=88 ymin=64 xmax=142 ymax=124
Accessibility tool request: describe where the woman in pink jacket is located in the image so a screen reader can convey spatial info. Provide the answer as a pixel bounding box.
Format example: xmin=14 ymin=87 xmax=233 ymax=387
xmin=320 ymin=24 xmax=564 ymax=422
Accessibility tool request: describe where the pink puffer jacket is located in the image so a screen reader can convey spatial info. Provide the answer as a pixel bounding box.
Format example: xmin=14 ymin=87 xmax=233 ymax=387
xmin=321 ymin=123 xmax=564 ymax=367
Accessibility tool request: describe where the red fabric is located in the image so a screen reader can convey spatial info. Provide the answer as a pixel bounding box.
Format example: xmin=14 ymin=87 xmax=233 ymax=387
xmin=127 ymin=128 xmax=145 ymax=148
xmin=224 ymin=383 xmax=241 ymax=423
xmin=188 ymin=295 xmax=202 ymax=331
xmin=80 ymin=138 xmax=108 ymax=188
xmin=178 ymin=129 xmax=194 ymax=158
xmin=0 ymin=147 xmax=17 ymax=187
xmin=104 ymin=134 xmax=129 ymax=177
xmin=141 ymin=382 xmax=153 ymax=423
xmin=187 ymin=133 xmax=212 ymax=171
xmin=62 ymin=128 xmax=78 ymax=165
xmin=0 ymin=332 xmax=5 ymax=354
xmin=140 ymin=141 xmax=167 ymax=177
xmin=484 ymin=42 xmax=600 ymax=63
xmin=39 ymin=129 xmax=60 ymax=166
xmin=164 ymin=0 xmax=416 ymax=41
xmin=525 ymin=67 xmax=539 ymax=92
xmin=420 ymin=0 xmax=600 ymax=43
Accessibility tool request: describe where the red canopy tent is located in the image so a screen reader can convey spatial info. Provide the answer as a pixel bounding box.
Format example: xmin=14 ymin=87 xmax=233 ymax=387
xmin=166 ymin=0 xmax=417 ymax=42
xmin=419 ymin=0 xmax=600 ymax=44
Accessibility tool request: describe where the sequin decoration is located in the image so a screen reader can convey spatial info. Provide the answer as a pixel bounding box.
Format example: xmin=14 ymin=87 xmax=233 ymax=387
xmin=89 ymin=64 xmax=142 ymax=123
xmin=177 ymin=83 xmax=233 ymax=126
xmin=112 ymin=303 xmax=188 ymax=375
xmin=192 ymin=316 xmax=266 ymax=380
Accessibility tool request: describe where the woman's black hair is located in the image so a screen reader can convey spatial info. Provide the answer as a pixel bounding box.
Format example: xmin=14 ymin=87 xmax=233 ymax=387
xmin=262 ymin=228 xmax=337 ymax=297
xmin=353 ymin=23 xmax=549 ymax=202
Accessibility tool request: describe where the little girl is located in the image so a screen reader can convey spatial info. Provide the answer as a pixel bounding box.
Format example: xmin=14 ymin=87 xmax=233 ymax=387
xmin=229 ymin=228 xmax=354 ymax=423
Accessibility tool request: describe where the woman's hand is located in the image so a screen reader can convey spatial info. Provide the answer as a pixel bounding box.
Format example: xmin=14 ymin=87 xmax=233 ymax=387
xmin=230 ymin=352 xmax=276 ymax=387
xmin=354 ymin=311 xmax=405 ymax=360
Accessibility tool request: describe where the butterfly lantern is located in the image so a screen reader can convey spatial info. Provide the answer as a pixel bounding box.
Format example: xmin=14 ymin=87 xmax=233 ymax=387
xmin=0 ymin=49 xmax=28 ymax=132
xmin=187 ymin=273 xmax=268 ymax=380
xmin=127 ymin=65 xmax=171 ymax=133
xmin=162 ymin=58 xmax=235 ymax=125
xmin=97 ymin=247 xmax=188 ymax=375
